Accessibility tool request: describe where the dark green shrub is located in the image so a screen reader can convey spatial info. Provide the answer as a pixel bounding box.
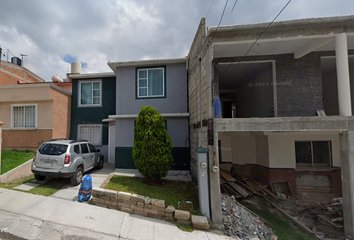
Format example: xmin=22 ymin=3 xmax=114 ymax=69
xmin=133 ymin=106 xmax=173 ymax=183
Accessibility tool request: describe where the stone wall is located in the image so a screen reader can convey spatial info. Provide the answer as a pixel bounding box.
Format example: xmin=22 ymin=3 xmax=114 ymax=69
xmin=90 ymin=187 xmax=209 ymax=230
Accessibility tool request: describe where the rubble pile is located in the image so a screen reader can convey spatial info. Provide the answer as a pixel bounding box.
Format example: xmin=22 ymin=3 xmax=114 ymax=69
xmin=221 ymin=194 xmax=273 ymax=240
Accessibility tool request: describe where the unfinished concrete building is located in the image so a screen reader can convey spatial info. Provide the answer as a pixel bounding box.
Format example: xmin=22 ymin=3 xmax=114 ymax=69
xmin=188 ymin=16 xmax=354 ymax=237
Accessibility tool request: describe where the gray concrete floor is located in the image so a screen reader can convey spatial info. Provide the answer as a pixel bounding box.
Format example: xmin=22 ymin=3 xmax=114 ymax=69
xmin=51 ymin=163 xmax=115 ymax=201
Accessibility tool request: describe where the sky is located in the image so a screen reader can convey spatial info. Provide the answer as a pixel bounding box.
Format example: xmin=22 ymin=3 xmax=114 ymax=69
xmin=0 ymin=0 xmax=353 ymax=81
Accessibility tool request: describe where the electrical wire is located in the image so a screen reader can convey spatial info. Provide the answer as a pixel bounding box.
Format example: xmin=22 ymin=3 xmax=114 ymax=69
xmin=189 ymin=0 xmax=230 ymax=74
xmin=206 ymin=0 xmax=215 ymax=19
xmin=231 ymin=0 xmax=239 ymax=12
xmin=218 ymin=0 xmax=292 ymax=77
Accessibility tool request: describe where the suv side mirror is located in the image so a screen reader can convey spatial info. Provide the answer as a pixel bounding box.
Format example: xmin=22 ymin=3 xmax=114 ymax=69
xmin=96 ymin=149 xmax=100 ymax=152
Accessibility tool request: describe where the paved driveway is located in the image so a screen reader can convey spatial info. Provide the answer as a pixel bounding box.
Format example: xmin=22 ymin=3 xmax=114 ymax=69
xmin=51 ymin=163 xmax=115 ymax=201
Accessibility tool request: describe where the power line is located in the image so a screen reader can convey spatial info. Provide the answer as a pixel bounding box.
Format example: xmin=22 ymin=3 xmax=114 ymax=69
xmin=231 ymin=0 xmax=239 ymax=12
xmin=209 ymin=0 xmax=229 ymax=42
xmin=218 ymin=0 xmax=292 ymax=77
xmin=189 ymin=0 xmax=230 ymax=74
xmin=206 ymin=0 xmax=215 ymax=19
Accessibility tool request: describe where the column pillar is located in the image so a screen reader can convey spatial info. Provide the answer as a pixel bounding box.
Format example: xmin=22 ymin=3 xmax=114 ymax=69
xmin=340 ymin=130 xmax=354 ymax=238
xmin=335 ymin=33 xmax=352 ymax=116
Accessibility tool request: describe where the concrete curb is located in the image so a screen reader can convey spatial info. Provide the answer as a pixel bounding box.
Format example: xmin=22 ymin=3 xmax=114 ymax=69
xmin=0 ymin=158 xmax=33 ymax=183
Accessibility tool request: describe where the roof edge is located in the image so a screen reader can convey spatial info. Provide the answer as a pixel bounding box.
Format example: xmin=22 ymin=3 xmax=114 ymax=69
xmin=107 ymin=57 xmax=188 ymax=72
xmin=207 ymin=14 xmax=354 ymax=35
xmin=70 ymin=72 xmax=115 ymax=79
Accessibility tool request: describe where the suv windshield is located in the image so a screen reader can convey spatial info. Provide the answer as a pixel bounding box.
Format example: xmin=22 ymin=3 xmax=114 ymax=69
xmin=39 ymin=143 xmax=68 ymax=155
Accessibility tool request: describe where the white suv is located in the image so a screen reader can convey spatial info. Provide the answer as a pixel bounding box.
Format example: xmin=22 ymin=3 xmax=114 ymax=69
xmin=31 ymin=139 xmax=104 ymax=185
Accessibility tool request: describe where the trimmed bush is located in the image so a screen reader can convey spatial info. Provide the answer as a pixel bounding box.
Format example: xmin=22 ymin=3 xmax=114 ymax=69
xmin=133 ymin=106 xmax=173 ymax=183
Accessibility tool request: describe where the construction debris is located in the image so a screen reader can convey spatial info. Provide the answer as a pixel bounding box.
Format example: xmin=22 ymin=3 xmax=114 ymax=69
xmin=220 ymin=173 xmax=279 ymax=200
xmin=220 ymin=171 xmax=346 ymax=239
xmin=222 ymin=194 xmax=273 ymax=240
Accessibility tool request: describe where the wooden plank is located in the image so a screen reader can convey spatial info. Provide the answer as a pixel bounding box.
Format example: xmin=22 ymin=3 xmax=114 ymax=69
xmin=318 ymin=215 xmax=343 ymax=229
xmin=227 ymin=182 xmax=249 ymax=198
xmin=235 ymin=179 xmax=256 ymax=194
xmin=219 ymin=169 xmax=236 ymax=182
xmin=251 ymin=180 xmax=279 ymax=199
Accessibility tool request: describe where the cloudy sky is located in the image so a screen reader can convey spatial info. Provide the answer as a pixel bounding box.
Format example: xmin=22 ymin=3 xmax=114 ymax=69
xmin=0 ymin=0 xmax=353 ymax=81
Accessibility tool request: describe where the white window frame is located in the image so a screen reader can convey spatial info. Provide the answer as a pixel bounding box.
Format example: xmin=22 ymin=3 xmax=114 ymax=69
xmin=11 ymin=104 xmax=37 ymax=129
xmin=78 ymin=80 xmax=102 ymax=107
xmin=77 ymin=124 xmax=102 ymax=146
xmin=137 ymin=67 xmax=165 ymax=98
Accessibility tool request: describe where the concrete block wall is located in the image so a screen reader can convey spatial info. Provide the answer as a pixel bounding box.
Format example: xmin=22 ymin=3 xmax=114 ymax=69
xmin=90 ymin=187 xmax=209 ymax=230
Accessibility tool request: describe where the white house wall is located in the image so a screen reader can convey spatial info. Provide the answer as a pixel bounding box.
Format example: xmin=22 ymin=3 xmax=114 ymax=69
xmin=267 ymin=131 xmax=341 ymax=168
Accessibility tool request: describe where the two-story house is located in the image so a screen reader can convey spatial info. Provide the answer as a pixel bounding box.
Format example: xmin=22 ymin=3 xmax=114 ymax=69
xmin=69 ymin=72 xmax=116 ymax=161
xmin=107 ymin=58 xmax=190 ymax=170
xmin=188 ymin=16 xmax=354 ymax=236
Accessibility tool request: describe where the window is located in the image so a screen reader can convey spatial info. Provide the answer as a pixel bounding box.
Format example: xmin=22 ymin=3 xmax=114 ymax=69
xmin=77 ymin=124 xmax=102 ymax=145
xmin=137 ymin=67 xmax=165 ymax=98
xmin=39 ymin=144 xmax=68 ymax=155
xmin=88 ymin=143 xmax=96 ymax=153
xmin=295 ymin=141 xmax=332 ymax=167
xmin=73 ymin=145 xmax=80 ymax=154
xmin=12 ymin=104 xmax=36 ymax=128
xmin=80 ymin=143 xmax=89 ymax=154
xmin=79 ymin=80 xmax=101 ymax=106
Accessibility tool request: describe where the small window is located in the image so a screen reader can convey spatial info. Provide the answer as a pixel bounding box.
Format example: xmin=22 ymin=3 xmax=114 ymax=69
xmin=12 ymin=104 xmax=37 ymax=128
xmin=88 ymin=143 xmax=96 ymax=153
xmin=79 ymin=80 xmax=101 ymax=106
xmin=77 ymin=124 xmax=102 ymax=145
xmin=295 ymin=141 xmax=332 ymax=167
xmin=80 ymin=143 xmax=89 ymax=154
xmin=137 ymin=67 xmax=165 ymax=98
xmin=74 ymin=145 xmax=80 ymax=154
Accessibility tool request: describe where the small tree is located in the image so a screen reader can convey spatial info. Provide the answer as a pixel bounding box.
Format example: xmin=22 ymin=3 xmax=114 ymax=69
xmin=133 ymin=106 xmax=173 ymax=183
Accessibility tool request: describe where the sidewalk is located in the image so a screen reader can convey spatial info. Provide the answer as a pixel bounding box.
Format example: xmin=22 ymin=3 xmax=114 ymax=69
xmin=0 ymin=188 xmax=234 ymax=240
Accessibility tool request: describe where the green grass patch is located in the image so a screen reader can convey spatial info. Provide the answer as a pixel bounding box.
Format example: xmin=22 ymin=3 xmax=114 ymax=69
xmin=28 ymin=178 xmax=70 ymax=196
xmin=106 ymin=175 xmax=200 ymax=213
xmin=176 ymin=223 xmax=194 ymax=232
xmin=0 ymin=174 xmax=35 ymax=189
xmin=0 ymin=174 xmax=70 ymax=197
xmin=240 ymin=199 xmax=315 ymax=240
xmin=1 ymin=150 xmax=34 ymax=174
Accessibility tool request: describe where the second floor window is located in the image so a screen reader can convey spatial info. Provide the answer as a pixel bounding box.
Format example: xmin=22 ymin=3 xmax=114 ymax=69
xmin=79 ymin=81 xmax=101 ymax=106
xmin=137 ymin=67 xmax=165 ymax=98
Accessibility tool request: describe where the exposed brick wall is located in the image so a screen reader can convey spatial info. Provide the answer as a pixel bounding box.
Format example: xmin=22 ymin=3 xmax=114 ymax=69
xmin=2 ymin=129 xmax=52 ymax=151
xmin=0 ymin=60 xmax=45 ymax=85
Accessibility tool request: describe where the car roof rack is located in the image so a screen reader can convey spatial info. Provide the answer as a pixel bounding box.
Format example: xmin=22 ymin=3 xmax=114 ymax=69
xmin=69 ymin=139 xmax=89 ymax=144
xmin=47 ymin=138 xmax=68 ymax=142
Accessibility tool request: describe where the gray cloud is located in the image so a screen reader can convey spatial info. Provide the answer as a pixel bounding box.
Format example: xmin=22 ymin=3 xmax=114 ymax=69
xmin=0 ymin=0 xmax=353 ymax=81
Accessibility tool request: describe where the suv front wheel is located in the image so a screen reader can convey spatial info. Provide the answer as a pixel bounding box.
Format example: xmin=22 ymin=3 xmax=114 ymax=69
xmin=71 ymin=166 xmax=83 ymax=185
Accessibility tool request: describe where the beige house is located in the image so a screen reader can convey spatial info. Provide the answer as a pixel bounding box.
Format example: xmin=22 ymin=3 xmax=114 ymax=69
xmin=0 ymin=83 xmax=71 ymax=151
